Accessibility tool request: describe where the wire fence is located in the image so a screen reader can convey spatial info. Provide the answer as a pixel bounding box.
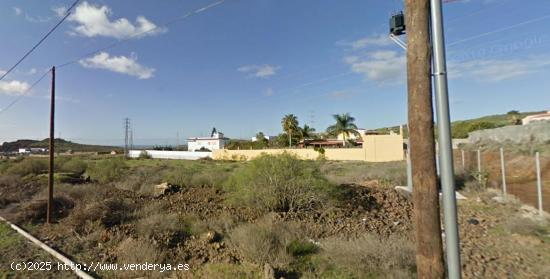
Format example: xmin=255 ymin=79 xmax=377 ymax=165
xmin=454 ymin=148 xmax=548 ymax=215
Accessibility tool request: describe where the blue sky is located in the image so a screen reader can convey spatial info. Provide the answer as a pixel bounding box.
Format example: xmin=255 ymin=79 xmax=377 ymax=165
xmin=1 ymin=0 xmax=550 ymax=145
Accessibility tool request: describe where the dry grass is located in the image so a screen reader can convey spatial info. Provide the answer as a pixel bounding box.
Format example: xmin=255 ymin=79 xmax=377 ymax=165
xmin=310 ymin=233 xmax=416 ymax=278
xmin=229 ymin=216 xmax=304 ymax=268
xmin=115 ymin=237 xmax=166 ymax=278
xmin=136 ymin=213 xmax=189 ymax=247
xmin=14 ymin=195 xmax=75 ymax=224
xmin=320 ymin=161 xmax=407 ymax=187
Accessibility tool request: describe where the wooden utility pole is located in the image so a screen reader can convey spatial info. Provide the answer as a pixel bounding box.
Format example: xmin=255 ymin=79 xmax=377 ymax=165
xmin=404 ymin=0 xmax=445 ymax=277
xmin=47 ymin=66 xmax=55 ymax=224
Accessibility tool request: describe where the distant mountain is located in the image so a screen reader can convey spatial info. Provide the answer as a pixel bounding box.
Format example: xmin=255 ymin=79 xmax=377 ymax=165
xmin=375 ymin=110 xmax=545 ymax=138
xmin=0 ymin=138 xmax=121 ymax=153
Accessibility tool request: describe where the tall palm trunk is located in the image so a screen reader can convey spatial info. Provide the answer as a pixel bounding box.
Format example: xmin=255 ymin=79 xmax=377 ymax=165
xmin=288 ymin=129 xmax=292 ymax=147
xmin=342 ymin=134 xmax=346 ymax=147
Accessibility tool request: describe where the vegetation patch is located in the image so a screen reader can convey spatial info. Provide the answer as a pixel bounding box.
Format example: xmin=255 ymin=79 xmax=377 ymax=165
xmin=86 ymin=158 xmax=127 ymax=184
xmin=225 ymin=153 xmax=339 ymax=212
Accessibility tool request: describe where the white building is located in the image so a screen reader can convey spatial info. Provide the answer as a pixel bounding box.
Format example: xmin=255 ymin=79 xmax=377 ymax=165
xmin=251 ymin=135 xmax=275 ymax=142
xmin=18 ymin=147 xmax=47 ymax=154
xmin=522 ymin=111 xmax=550 ymax=125
xmin=337 ymin=128 xmax=367 ymax=141
xmin=188 ymin=128 xmax=230 ymax=152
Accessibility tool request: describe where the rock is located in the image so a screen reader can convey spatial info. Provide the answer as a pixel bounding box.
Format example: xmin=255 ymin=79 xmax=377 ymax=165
xmin=153 ymin=182 xmax=179 ymax=197
xmin=201 ymin=230 xmax=219 ymax=243
xmin=468 ymin=218 xmax=480 ymax=225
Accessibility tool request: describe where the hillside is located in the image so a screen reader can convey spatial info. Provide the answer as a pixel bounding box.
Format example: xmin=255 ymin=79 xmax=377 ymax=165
xmin=0 ymin=138 xmax=120 ymax=153
xmin=376 ymin=110 xmax=544 ymax=138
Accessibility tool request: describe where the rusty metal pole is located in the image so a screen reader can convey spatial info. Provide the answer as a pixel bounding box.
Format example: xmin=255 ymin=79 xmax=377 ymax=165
xmin=47 ymin=66 xmax=55 ymax=224
xmin=405 ymin=0 xmax=445 ymax=277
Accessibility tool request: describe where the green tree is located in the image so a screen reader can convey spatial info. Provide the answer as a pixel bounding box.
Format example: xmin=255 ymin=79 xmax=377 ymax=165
xmin=326 ymin=113 xmax=360 ymax=147
xmin=507 ymin=110 xmax=521 ymax=125
xmin=281 ymin=114 xmax=299 ymax=147
xmin=255 ymin=131 xmax=268 ymax=147
xmin=299 ymin=124 xmax=316 ymax=140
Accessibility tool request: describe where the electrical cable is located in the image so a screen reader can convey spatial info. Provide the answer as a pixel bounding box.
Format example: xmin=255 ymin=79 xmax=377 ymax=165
xmin=0 ymin=0 xmax=80 ymax=81
xmin=0 ymin=69 xmax=52 ymax=116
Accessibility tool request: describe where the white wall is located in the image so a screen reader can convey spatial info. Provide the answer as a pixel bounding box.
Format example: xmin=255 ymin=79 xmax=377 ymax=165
xmin=129 ymin=150 xmax=212 ymax=160
xmin=188 ymin=139 xmax=229 ymax=152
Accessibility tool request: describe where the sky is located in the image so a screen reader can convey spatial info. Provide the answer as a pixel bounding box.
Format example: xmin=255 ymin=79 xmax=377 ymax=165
xmin=1 ymin=0 xmax=550 ymax=146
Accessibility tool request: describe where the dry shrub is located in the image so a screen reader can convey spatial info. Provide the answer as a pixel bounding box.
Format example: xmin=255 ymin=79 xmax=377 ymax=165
xmin=229 ymin=216 xmax=307 ymax=267
xmin=68 ymin=201 xmax=108 ymax=232
xmin=316 ymin=233 xmax=416 ymax=278
xmin=14 ymin=195 xmax=75 ymax=224
xmin=116 ymin=165 xmax=165 ymax=195
xmin=203 ymin=212 xmax=238 ymax=236
xmin=116 ymin=237 xmax=166 ymax=278
xmin=5 ymin=158 xmax=48 ymax=176
xmin=68 ymin=196 xmax=134 ymax=229
xmin=0 ymin=175 xmax=24 ymax=207
xmin=136 ymin=213 xmax=188 ymax=247
xmin=504 ymin=215 xmax=549 ymax=236
xmin=100 ymin=198 xmax=134 ymax=228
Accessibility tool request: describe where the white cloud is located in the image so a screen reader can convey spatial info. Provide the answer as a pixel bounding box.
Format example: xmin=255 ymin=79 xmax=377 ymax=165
xmin=238 ymin=64 xmax=280 ymax=78
xmin=68 ymin=1 xmax=166 ymax=39
xmin=339 ymin=34 xmax=392 ymax=50
xmin=344 ymin=48 xmax=550 ymax=83
xmin=13 ymin=6 xmax=51 ymax=22
xmin=79 ymin=52 xmax=155 ymax=79
xmin=0 ymin=80 xmax=30 ymax=95
xmin=344 ymin=50 xmax=406 ymax=82
xmin=13 ymin=7 xmax=22 ymax=16
xmin=449 ymin=56 xmax=550 ymax=81
xmin=52 ymin=6 xmax=68 ymax=18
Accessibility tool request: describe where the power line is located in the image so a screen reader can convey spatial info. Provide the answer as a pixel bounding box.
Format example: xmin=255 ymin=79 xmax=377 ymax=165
xmin=448 ymin=12 xmax=550 ymax=47
xmin=56 ymin=0 xmax=226 ymax=69
xmin=0 ymin=0 xmax=80 ymax=82
xmin=0 ymin=69 xmax=52 ymax=116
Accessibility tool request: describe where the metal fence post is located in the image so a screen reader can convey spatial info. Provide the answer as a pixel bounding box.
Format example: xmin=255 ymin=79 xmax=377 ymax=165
xmin=536 ymin=152 xmax=543 ymax=216
xmin=477 ymin=149 xmax=481 ymax=173
xmin=500 ymin=147 xmax=507 ymax=199
xmin=461 ymin=149 xmax=465 ymax=173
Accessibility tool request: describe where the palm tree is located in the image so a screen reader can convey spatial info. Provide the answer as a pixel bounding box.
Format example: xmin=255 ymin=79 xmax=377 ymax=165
xmin=326 ymin=113 xmax=360 ymax=147
xmin=281 ymin=114 xmax=299 ymax=147
xmin=299 ymin=124 xmax=316 ymax=140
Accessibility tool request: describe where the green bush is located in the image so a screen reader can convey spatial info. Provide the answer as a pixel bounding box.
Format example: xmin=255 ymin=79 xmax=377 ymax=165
xmin=224 ymin=153 xmax=336 ymax=212
xmin=5 ymin=158 xmax=48 ymax=176
xmin=138 ymin=150 xmax=152 ymax=159
xmin=59 ymin=157 xmax=88 ymax=174
xmin=287 ymin=239 xmax=318 ymax=257
xmin=87 ymin=158 xmax=127 ymax=184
